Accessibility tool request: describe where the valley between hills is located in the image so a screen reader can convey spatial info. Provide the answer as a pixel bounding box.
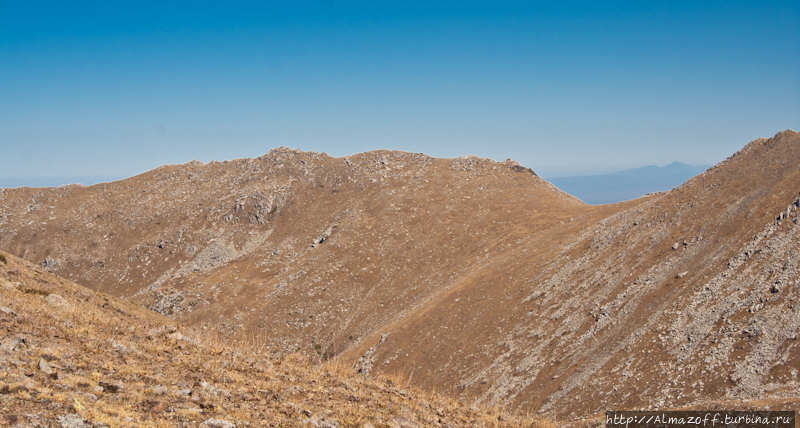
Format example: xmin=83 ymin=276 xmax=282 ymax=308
xmin=1 ymin=130 xmax=799 ymax=425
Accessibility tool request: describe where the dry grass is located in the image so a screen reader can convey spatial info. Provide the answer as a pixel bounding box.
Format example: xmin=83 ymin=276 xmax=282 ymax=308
xmin=0 ymin=251 xmax=554 ymax=428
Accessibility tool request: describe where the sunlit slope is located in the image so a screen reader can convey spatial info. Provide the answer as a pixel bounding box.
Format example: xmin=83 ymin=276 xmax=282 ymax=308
xmin=2 ymin=131 xmax=798 ymax=421
xmin=0 ymin=150 xmax=586 ymax=356
xmin=0 ymin=250 xmax=553 ymax=427
xmin=342 ymin=131 xmax=800 ymax=419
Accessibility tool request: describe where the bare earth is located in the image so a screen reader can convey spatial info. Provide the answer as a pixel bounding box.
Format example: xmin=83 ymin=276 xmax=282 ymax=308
xmin=1 ymin=130 xmax=799 ymax=424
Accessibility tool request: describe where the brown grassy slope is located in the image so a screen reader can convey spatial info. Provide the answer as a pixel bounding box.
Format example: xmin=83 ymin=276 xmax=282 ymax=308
xmin=339 ymin=130 xmax=800 ymax=420
xmin=0 ymin=151 xmax=586 ymax=356
xmin=0 ymin=250 xmax=551 ymax=428
xmin=1 ymin=131 xmax=799 ymax=421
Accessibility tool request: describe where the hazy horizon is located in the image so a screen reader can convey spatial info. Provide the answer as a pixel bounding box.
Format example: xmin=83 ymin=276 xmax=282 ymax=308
xmin=0 ymin=158 xmax=712 ymax=196
xmin=1 ymin=2 xmax=798 ymax=180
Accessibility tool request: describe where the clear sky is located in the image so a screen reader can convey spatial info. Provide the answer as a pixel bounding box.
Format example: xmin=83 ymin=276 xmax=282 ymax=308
xmin=1 ymin=1 xmax=798 ymax=186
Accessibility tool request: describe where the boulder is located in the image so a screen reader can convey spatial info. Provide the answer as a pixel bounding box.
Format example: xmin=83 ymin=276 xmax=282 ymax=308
xmin=38 ymin=358 xmax=54 ymax=375
xmin=201 ymin=419 xmax=236 ymax=428
xmin=57 ymin=414 xmax=92 ymax=428
xmin=45 ymin=294 xmax=70 ymax=309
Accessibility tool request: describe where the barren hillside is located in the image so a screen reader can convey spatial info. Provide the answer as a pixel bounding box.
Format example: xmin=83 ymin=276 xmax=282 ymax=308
xmin=0 ymin=250 xmax=550 ymax=427
xmin=1 ymin=130 xmax=799 ymax=421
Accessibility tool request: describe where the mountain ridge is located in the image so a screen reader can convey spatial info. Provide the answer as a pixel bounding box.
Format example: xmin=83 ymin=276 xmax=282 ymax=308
xmin=1 ymin=130 xmax=799 ymax=422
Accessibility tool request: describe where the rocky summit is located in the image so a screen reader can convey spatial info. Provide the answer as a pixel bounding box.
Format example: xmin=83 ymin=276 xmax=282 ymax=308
xmin=1 ymin=130 xmax=799 ymax=423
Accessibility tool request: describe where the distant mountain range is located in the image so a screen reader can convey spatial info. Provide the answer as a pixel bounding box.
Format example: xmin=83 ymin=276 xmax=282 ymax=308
xmin=547 ymin=162 xmax=711 ymax=205
xmin=0 ymin=175 xmax=126 ymax=189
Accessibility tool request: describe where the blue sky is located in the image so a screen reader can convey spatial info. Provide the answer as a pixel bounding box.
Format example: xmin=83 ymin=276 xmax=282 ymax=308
xmin=1 ymin=1 xmax=798 ymax=185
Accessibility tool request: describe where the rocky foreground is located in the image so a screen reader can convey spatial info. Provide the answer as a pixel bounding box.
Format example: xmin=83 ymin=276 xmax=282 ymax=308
xmin=0 ymin=251 xmax=552 ymax=427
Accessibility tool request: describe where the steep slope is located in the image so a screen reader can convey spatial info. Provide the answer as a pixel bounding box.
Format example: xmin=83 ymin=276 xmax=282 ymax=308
xmin=0 ymin=151 xmax=585 ymax=355
xmin=0 ymin=250 xmax=549 ymax=427
xmin=341 ymin=130 xmax=800 ymax=419
xmin=1 ymin=130 xmax=799 ymax=421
